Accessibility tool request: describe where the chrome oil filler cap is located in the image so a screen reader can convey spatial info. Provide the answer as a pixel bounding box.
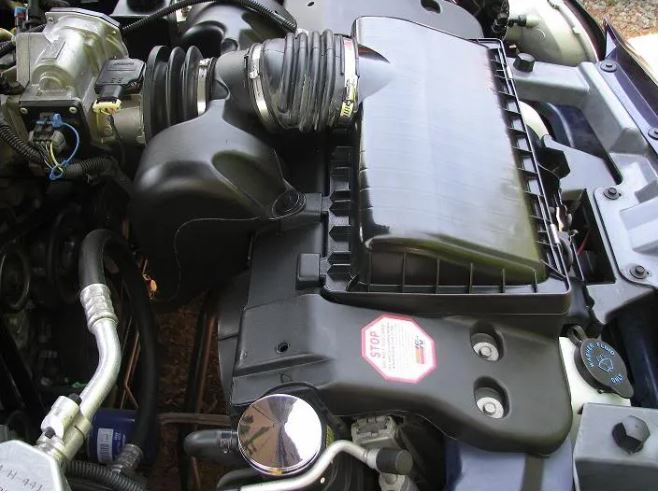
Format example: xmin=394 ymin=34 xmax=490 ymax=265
xmin=237 ymin=394 xmax=323 ymax=476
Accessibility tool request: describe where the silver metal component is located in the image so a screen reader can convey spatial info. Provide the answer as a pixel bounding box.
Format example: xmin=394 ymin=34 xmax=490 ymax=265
xmin=35 ymin=409 xmax=91 ymax=465
xmin=19 ymin=107 xmax=28 ymax=115
xmin=80 ymin=283 xmax=118 ymax=328
xmin=112 ymin=94 xmax=145 ymax=145
xmin=473 ymin=342 xmax=499 ymax=361
xmin=352 ymin=415 xmax=399 ymax=449
xmin=379 ymin=473 xmax=418 ymax=491
xmin=549 ymin=223 xmax=561 ymax=247
xmin=33 ymin=282 xmax=121 ymax=467
xmin=40 ymin=395 xmax=80 ymax=439
xmin=477 ymin=396 xmax=505 ymax=419
xmin=0 ymin=440 xmax=68 ymax=491
xmin=241 ymin=440 xmax=379 ymax=491
xmin=237 ymin=394 xmax=323 ymax=476
xmin=173 ymin=0 xmax=192 ymax=25
xmin=471 ymin=333 xmax=500 ymax=361
xmin=353 ymin=416 xmax=417 ymax=491
xmin=338 ymin=37 xmax=358 ymax=125
xmin=196 ymin=58 xmax=212 ymax=116
xmin=11 ymin=9 xmax=127 ymax=144
xmin=78 ymin=283 xmax=121 ymax=420
xmin=247 ymin=43 xmax=277 ymax=131
xmin=110 ymin=443 xmax=144 ymax=475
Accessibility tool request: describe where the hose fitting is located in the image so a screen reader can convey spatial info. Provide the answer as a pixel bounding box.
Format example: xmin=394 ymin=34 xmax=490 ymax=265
xmin=79 ymin=283 xmax=118 ymax=329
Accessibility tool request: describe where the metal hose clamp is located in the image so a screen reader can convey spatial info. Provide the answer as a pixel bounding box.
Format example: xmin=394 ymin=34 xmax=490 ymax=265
xmin=247 ymin=43 xmax=277 ymax=131
xmin=338 ymin=37 xmax=358 ymax=125
xmin=196 ymin=58 xmax=212 ymax=116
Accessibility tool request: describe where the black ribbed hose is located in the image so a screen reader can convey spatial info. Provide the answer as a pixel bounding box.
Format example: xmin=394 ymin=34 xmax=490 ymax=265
xmin=214 ymin=29 xmax=356 ymax=132
xmin=59 ymin=157 xmax=133 ymax=195
xmin=78 ymin=230 xmax=158 ymax=457
xmin=62 ymin=157 xmax=117 ymax=179
xmin=66 ymin=461 xmax=142 ymax=491
xmin=122 ymin=0 xmax=296 ymax=35
xmin=261 ymin=30 xmax=348 ymax=131
xmin=0 ymin=115 xmax=46 ymax=163
xmin=0 ymin=40 xmax=16 ymax=58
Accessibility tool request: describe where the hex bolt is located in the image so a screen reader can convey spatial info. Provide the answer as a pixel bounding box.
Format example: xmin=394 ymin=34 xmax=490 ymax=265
xmin=479 ymin=345 xmax=493 ymax=358
xmin=603 ymin=187 xmax=620 ymax=200
xmin=472 ymin=333 xmax=500 ymax=361
xmin=482 ymin=402 xmax=497 ymax=416
xmin=19 ymin=107 xmax=28 ymax=115
xmin=476 ymin=396 xmax=504 ymax=418
xmin=649 ymin=128 xmax=658 ymax=140
xmin=600 ymin=61 xmax=618 ymax=73
xmin=630 ymin=264 xmax=648 ymax=280
xmin=612 ymin=416 xmax=650 ymax=454
xmin=43 ymin=427 xmax=55 ymax=439
xmin=68 ymin=106 xmax=78 ymax=115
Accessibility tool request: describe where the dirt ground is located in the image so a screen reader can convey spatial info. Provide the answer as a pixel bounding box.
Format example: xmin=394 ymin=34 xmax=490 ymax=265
xmin=582 ymin=0 xmax=658 ymax=38
xmin=148 ymin=1 xmax=658 ymax=490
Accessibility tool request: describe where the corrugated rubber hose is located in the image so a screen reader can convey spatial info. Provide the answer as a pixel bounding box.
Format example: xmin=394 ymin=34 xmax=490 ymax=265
xmin=66 ymin=461 xmax=142 ymax=491
xmin=0 ymin=115 xmax=46 ymax=163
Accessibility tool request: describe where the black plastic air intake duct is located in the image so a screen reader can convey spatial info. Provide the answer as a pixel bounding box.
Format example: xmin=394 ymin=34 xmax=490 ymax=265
xmin=141 ymin=30 xmax=358 ymax=138
xmin=142 ymin=46 xmax=215 ymax=140
xmin=241 ymin=30 xmax=358 ymax=132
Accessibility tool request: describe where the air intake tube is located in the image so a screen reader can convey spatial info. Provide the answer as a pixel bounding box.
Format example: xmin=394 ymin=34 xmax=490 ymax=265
xmin=142 ymin=30 xmax=359 ymax=137
xmin=239 ymin=30 xmax=359 ymax=132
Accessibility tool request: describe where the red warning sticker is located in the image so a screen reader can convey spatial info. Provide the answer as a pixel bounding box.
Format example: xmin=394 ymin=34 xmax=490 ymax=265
xmin=361 ymin=315 xmax=436 ymax=383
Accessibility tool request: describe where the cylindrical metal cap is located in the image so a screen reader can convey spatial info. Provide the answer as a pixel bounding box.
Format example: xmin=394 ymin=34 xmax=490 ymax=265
xmin=237 ymin=394 xmax=323 ymax=476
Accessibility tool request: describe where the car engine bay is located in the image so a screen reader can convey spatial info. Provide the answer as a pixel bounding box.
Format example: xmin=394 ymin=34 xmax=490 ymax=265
xmin=1 ymin=0 xmax=658 ymax=490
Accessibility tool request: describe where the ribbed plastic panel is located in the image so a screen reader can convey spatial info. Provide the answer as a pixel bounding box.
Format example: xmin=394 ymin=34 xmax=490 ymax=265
xmin=322 ymin=22 xmax=569 ymax=315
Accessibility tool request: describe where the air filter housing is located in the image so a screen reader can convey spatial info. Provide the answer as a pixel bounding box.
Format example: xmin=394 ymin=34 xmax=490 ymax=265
xmin=323 ymin=17 xmax=569 ymax=315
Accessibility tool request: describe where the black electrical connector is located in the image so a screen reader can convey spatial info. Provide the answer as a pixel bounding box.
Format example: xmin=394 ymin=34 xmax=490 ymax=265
xmin=94 ymin=58 xmax=146 ymax=102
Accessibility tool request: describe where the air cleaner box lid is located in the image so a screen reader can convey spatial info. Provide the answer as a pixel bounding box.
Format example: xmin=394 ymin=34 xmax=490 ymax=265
xmin=356 ymin=18 xmax=547 ymax=285
xmin=322 ymin=17 xmax=569 ymax=312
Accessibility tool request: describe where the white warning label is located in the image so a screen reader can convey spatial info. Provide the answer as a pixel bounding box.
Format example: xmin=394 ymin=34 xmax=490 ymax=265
xmin=361 ymin=315 xmax=436 ymax=383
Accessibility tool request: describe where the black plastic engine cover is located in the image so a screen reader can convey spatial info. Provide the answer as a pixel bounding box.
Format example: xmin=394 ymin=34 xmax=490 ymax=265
xmin=229 ymin=218 xmax=572 ymax=455
xmin=224 ymin=18 xmax=573 ymax=455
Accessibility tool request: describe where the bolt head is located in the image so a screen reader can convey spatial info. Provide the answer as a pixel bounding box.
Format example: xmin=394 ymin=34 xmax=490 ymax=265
xmin=482 ymin=402 xmax=497 ymax=415
xmin=630 ymin=264 xmax=648 ymax=279
xmin=604 ymin=187 xmax=620 ymax=200
xmin=479 ymin=345 xmax=492 ymax=358
xmin=649 ymin=128 xmax=658 ymax=140
xmin=19 ymin=107 xmax=28 ymax=115
xmin=612 ymin=416 xmax=650 ymax=454
xmin=68 ymin=106 xmax=78 ymax=114
xmin=477 ymin=396 xmax=504 ymax=418
xmin=601 ymin=61 xmax=618 ymax=73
